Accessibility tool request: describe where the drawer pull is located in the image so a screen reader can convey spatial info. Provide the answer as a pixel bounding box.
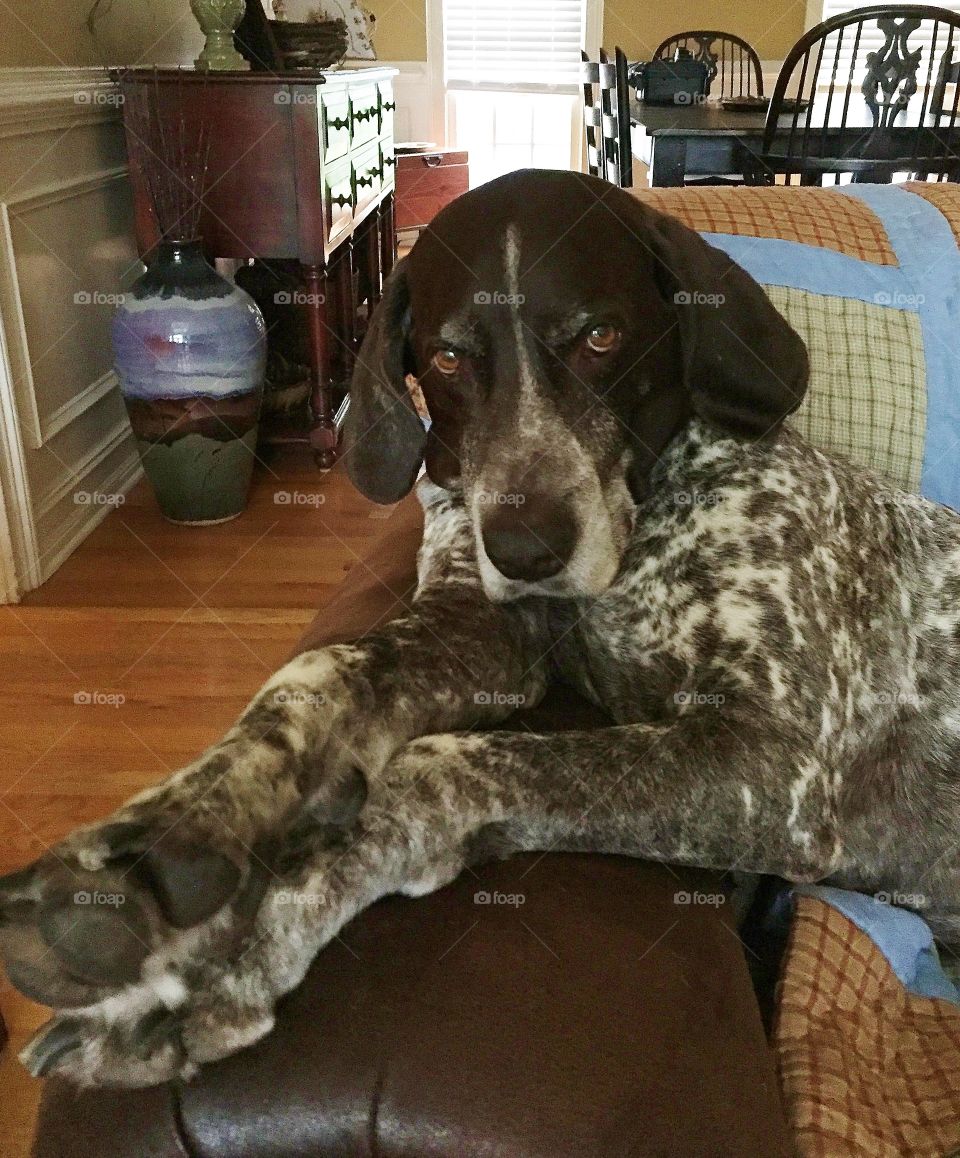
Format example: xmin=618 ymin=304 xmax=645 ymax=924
xmin=383 ymin=155 xmax=397 ymax=168
xmin=331 ymin=192 xmax=352 ymax=208
xmin=382 ymin=100 xmax=396 ymax=111
xmin=353 ymin=108 xmax=374 ymax=124
xmin=355 ymin=174 xmax=374 ymax=188
xmin=423 ymin=154 xmax=444 ymax=167
xmin=327 ymin=114 xmax=350 ymax=131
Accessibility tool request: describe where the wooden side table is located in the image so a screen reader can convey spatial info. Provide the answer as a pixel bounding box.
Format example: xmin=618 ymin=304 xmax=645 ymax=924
xmin=117 ymin=67 xmax=398 ymax=467
xmin=395 ymin=148 xmax=469 ymax=232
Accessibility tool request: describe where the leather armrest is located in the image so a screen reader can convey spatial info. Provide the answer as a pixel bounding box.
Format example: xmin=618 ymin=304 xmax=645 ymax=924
xmin=34 ymin=856 xmax=790 ymax=1157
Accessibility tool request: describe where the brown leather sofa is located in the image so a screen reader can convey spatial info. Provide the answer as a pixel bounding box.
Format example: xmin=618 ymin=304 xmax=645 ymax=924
xmin=31 ymin=494 xmax=792 ymax=1157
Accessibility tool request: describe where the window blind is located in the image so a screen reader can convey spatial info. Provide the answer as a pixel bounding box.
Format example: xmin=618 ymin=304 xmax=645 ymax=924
xmin=443 ymin=0 xmax=587 ymax=90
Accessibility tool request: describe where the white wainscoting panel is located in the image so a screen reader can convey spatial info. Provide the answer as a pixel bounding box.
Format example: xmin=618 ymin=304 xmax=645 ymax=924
xmin=0 ymin=67 xmax=143 ymax=600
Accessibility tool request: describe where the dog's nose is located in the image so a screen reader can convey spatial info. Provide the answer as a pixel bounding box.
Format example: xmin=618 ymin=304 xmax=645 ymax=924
xmin=481 ymin=496 xmax=577 ymax=581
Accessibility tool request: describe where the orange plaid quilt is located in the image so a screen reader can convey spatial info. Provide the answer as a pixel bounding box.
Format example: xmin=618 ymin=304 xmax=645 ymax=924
xmin=774 ymin=895 xmax=960 ymax=1157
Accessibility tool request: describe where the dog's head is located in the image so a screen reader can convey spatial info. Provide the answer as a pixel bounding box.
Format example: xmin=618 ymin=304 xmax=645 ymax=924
xmin=344 ymin=169 xmax=808 ymax=601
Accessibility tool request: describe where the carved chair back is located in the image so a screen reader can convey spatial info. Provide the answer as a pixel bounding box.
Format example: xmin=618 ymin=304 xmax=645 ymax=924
xmin=757 ymin=5 xmax=960 ymax=183
xmin=653 ymin=31 xmax=763 ymax=98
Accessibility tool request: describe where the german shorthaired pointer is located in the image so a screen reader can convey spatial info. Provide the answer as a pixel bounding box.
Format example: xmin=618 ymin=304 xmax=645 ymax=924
xmin=3 ymin=169 xmax=960 ymax=1086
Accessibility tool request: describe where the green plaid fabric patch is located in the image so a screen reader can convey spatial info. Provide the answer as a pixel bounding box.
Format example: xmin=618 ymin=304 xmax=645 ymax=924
xmin=765 ymin=286 xmax=927 ymax=494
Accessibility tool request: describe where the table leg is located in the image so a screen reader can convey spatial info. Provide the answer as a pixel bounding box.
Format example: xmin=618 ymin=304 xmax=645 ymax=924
xmin=365 ymin=212 xmax=382 ymax=308
xmin=302 ymin=262 xmax=338 ymax=470
xmin=650 ymin=138 xmax=688 ymax=187
xmin=336 ymin=239 xmax=356 ymax=365
xmin=380 ymin=192 xmax=396 ymax=277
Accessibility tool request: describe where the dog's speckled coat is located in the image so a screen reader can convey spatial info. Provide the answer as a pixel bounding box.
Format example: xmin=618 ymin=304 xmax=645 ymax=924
xmin=3 ymin=170 xmax=959 ymax=1087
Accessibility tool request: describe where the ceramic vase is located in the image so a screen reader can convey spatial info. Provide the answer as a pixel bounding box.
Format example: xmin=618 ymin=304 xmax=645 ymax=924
xmin=190 ymin=0 xmax=250 ymax=71
xmin=112 ymin=240 xmax=267 ymax=525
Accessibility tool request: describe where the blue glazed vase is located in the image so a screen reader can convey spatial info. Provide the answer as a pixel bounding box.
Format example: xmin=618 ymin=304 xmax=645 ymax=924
xmin=112 ymin=240 xmax=267 ymax=525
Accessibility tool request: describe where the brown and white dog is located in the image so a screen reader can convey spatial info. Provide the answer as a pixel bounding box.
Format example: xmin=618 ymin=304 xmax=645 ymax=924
xmin=3 ymin=169 xmax=960 ymax=1086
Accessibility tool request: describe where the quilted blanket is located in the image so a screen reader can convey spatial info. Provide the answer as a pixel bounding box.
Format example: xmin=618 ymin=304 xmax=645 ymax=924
xmin=635 ymin=182 xmax=960 ymax=512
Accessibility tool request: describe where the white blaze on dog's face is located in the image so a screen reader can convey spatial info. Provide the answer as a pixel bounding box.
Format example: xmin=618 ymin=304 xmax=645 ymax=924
xmin=463 ymin=224 xmax=637 ymax=602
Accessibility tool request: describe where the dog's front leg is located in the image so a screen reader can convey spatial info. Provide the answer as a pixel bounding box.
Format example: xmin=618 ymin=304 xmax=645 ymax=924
xmin=21 ymin=712 xmax=843 ymax=1085
xmin=0 ymin=483 xmax=548 ymax=1031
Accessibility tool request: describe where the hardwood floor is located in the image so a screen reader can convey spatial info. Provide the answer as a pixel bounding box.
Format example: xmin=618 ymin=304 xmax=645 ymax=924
xmin=0 ymin=449 xmax=385 ymax=1158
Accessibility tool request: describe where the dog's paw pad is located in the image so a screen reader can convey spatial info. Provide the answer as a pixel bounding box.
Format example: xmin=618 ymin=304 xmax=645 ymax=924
xmin=0 ymin=826 xmax=245 ymax=1010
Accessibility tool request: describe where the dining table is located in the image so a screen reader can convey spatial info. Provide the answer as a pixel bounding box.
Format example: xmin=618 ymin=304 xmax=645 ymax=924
xmin=630 ymin=97 xmax=776 ymax=186
xmin=630 ymin=94 xmax=960 ymax=186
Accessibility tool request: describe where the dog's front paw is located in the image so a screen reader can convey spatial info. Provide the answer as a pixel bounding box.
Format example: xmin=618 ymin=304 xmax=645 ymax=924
xmin=0 ymin=806 xmax=260 ymax=1014
xmin=20 ymin=973 xmax=276 ymax=1086
xmin=0 ymin=748 xmax=368 ymax=1015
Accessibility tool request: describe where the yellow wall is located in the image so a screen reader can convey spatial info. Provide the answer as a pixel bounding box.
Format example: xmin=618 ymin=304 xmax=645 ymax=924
xmin=0 ymin=0 xmax=202 ymax=68
xmin=0 ymin=0 xmax=420 ymax=67
xmin=367 ymin=0 xmax=428 ymax=61
xmin=0 ymin=0 xmax=805 ymax=69
xmin=366 ymin=0 xmax=807 ymax=64
xmin=605 ymin=0 xmax=806 ymax=62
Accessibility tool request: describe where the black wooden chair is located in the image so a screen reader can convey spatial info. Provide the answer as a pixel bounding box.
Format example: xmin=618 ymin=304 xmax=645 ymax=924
xmin=580 ymin=47 xmax=633 ymax=188
xmin=753 ymin=4 xmax=960 ymax=185
xmin=654 ymin=30 xmax=764 ymax=99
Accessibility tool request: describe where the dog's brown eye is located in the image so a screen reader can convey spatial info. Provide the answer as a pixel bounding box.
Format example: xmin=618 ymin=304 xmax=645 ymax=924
xmin=432 ymin=349 xmax=461 ymax=376
xmin=585 ymin=324 xmax=620 ymax=354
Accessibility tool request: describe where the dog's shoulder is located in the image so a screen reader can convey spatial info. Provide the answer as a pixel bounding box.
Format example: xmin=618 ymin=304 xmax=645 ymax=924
xmin=642 ymin=420 xmax=954 ymax=570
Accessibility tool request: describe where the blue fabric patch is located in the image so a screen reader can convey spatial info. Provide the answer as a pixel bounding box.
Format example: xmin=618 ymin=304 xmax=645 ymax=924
xmin=699 ymin=231 xmax=917 ymax=309
xmin=699 ymin=185 xmax=960 ymax=510
xmin=797 ymin=885 xmax=960 ymax=1004
xmin=841 ymin=185 xmax=960 ymax=511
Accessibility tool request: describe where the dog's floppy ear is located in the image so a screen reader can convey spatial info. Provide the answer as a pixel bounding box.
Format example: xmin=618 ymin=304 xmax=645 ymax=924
xmin=643 ymin=208 xmax=809 ymax=438
xmin=343 ymin=258 xmax=427 ymax=503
